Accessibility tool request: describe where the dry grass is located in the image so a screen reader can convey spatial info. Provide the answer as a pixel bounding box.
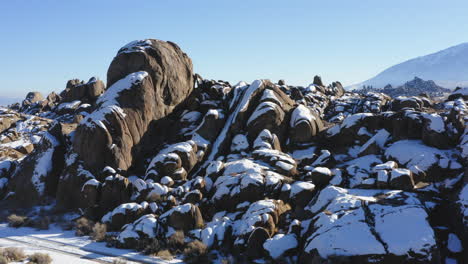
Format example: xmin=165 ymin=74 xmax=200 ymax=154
xmin=27 ymin=252 xmax=52 ymax=264
xmin=156 ymin=249 xmax=173 ymax=260
xmin=90 ymin=222 xmax=107 ymax=242
xmin=166 ymin=230 xmax=185 ymax=251
xmin=75 ymin=217 xmax=94 ymax=236
xmin=0 ymin=256 xmax=7 ymax=264
xmin=0 ymin=247 xmax=27 ymax=262
xmin=142 ymin=239 xmax=161 ymax=255
xmin=112 ymin=259 xmax=127 ymax=264
xmin=7 ymin=214 xmax=28 ymax=228
xmin=183 ymin=240 xmax=208 ymax=264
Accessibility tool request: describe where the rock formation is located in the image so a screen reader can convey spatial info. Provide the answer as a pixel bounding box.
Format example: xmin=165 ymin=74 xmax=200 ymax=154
xmin=0 ymin=38 xmax=466 ymax=264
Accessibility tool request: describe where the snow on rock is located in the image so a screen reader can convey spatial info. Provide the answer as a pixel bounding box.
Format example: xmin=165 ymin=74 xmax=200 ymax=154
xmin=385 ymin=140 xmax=461 ymax=179
xmin=447 ymin=233 xmax=463 ymax=253
xmin=204 ymin=80 xmax=263 ymax=163
xmin=263 ymin=233 xmax=298 ymax=259
xmin=118 ymin=214 xmax=161 ymax=244
xmin=343 ymin=155 xmax=382 ymax=188
xmin=370 ymin=204 xmax=435 ymax=256
xmin=290 ymin=181 xmax=315 ymax=197
xmin=118 ymin=39 xmax=153 ymax=54
xmin=458 ymin=184 xmax=468 ymax=226
xmin=81 ymin=71 xmax=149 ymax=130
xmin=231 ymin=134 xmax=249 ymax=152
xmin=29 ymin=132 xmax=60 ymax=195
xmin=193 ymin=217 xmax=231 ymax=248
xmin=422 ymin=112 xmax=446 ymax=133
xmin=232 ymin=199 xmax=277 ymax=237
xmin=290 ymin=104 xmax=315 ymax=127
xmin=303 ymin=186 xmax=437 ymax=261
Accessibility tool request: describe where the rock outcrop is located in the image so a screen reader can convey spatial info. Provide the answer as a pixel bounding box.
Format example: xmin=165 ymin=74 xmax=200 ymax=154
xmin=0 ymin=38 xmax=466 ymax=264
xmin=73 ymin=39 xmax=194 ymax=173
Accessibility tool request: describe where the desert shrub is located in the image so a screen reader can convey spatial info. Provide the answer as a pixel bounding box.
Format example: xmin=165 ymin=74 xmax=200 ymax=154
xmin=27 ymin=252 xmax=52 ymax=264
xmin=221 ymin=257 xmax=235 ymax=264
xmin=7 ymin=214 xmax=28 ymax=228
xmin=0 ymin=247 xmax=27 ymax=261
xmin=112 ymin=259 xmax=127 ymax=264
xmin=183 ymin=240 xmax=209 ymax=264
xmin=0 ymin=255 xmax=7 ymax=264
xmin=74 ymin=217 xmax=94 ymax=236
xmin=156 ymin=249 xmax=173 ymax=260
xmin=35 ymin=216 xmax=50 ymax=230
xmin=166 ymin=230 xmax=185 ymax=252
xmin=90 ymin=222 xmax=107 ymax=242
xmin=142 ymin=238 xmax=161 ymax=255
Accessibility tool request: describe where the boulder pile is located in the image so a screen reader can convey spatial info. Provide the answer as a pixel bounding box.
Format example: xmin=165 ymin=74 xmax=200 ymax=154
xmin=0 ymin=39 xmax=466 ymax=264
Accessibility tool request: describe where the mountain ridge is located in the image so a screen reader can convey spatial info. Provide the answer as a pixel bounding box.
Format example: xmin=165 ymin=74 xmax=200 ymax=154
xmin=348 ymin=42 xmax=468 ymax=90
xmin=352 ymin=76 xmax=451 ymax=97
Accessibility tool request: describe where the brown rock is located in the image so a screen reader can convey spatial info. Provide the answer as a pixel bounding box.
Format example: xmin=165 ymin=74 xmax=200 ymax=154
xmin=289 ymin=104 xmax=324 ymax=144
xmin=86 ymin=77 xmax=105 ymax=100
xmin=16 ymin=143 xmax=34 ymax=154
xmin=164 ymin=203 xmax=204 ymax=232
xmin=313 ymin=75 xmax=324 ymax=87
xmin=74 ymin=39 xmax=194 ymax=173
xmin=99 ymin=175 xmax=132 ymax=212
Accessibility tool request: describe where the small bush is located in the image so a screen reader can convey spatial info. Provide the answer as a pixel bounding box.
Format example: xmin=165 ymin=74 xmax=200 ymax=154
xmin=7 ymin=214 xmax=28 ymax=228
xmin=75 ymin=217 xmax=94 ymax=236
xmin=156 ymin=249 xmax=173 ymax=260
xmin=28 ymin=252 xmax=52 ymax=264
xmin=0 ymin=247 xmax=27 ymax=262
xmin=166 ymin=230 xmax=185 ymax=252
xmin=0 ymin=256 xmax=7 ymax=264
xmin=35 ymin=216 xmax=50 ymax=230
xmin=143 ymin=239 xmax=161 ymax=255
xmin=183 ymin=240 xmax=208 ymax=264
xmin=91 ymin=222 xmax=107 ymax=242
xmin=112 ymin=259 xmax=127 ymax=264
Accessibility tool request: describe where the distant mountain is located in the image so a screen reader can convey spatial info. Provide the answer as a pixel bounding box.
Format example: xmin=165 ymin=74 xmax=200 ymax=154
xmin=348 ymin=42 xmax=468 ymax=90
xmin=352 ymin=77 xmax=451 ymax=98
xmin=0 ymin=96 xmax=21 ymax=106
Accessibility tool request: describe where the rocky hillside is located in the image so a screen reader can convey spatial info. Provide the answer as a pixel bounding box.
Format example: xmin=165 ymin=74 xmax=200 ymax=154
xmin=0 ymin=39 xmax=467 ymax=263
xmin=353 ymin=77 xmax=451 ymax=98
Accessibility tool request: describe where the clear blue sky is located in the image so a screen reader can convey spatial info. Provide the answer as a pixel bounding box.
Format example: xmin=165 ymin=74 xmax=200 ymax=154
xmin=1 ymin=0 xmax=467 ymax=98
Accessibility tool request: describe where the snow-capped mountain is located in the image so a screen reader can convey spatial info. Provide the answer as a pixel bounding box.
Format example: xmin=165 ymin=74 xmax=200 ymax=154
xmin=348 ymin=42 xmax=468 ymax=90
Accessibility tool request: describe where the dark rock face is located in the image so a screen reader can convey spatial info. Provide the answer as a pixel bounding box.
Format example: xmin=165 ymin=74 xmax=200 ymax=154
xmin=73 ymin=39 xmax=194 ymax=173
xmin=8 ymin=132 xmax=63 ymax=206
xmin=160 ymin=203 xmax=204 ymax=232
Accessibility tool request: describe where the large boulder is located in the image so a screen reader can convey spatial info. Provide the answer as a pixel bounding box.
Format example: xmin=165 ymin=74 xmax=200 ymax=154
xmin=22 ymin=92 xmax=44 ymax=106
xmin=73 ymin=39 xmax=194 ymax=173
xmin=246 ymin=87 xmax=295 ymax=141
xmin=289 ymin=105 xmax=324 ymax=145
xmin=160 ymin=203 xmax=204 ymax=232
